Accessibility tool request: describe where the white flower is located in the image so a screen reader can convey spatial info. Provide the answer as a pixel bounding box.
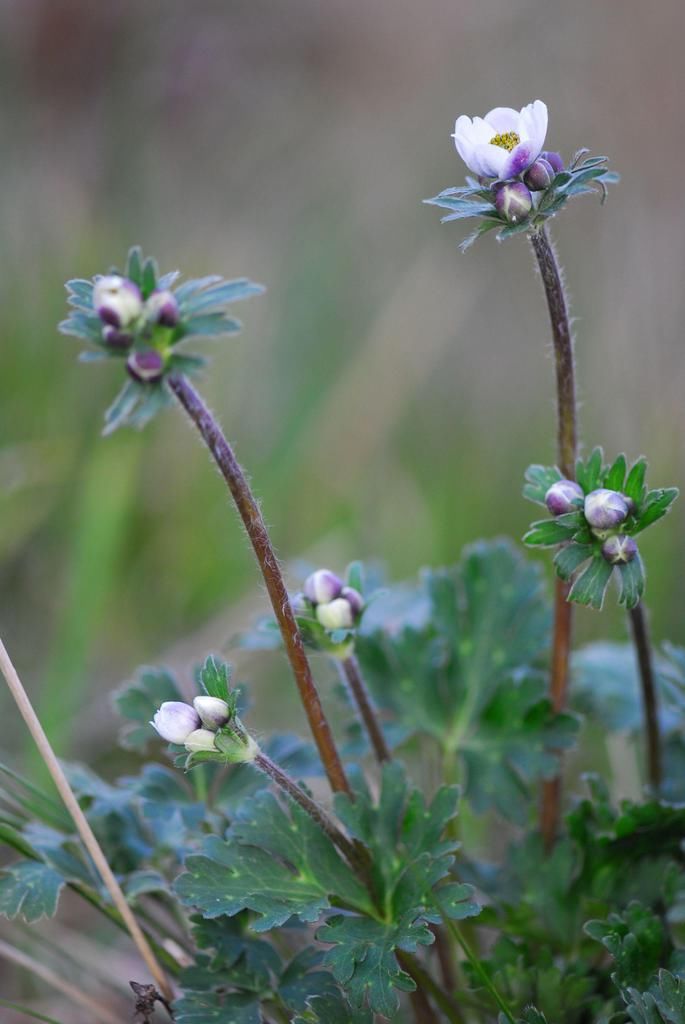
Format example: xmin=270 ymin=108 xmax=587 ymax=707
xmin=452 ymin=101 xmax=548 ymax=180
xmin=193 ymin=695 xmax=231 ymax=730
xmin=93 ymin=275 xmax=143 ymax=328
xmin=316 ymin=598 xmax=354 ymax=631
xmin=151 ymin=701 xmax=201 ymax=744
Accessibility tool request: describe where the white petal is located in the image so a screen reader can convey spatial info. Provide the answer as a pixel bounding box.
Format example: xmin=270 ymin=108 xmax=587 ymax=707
xmin=484 ymin=107 xmax=520 ymax=134
xmin=472 ymin=143 xmax=508 ymax=178
xmin=519 ymin=100 xmax=548 ymax=154
xmin=453 ymin=129 xmax=480 ymax=175
xmin=469 ymin=116 xmax=497 ymax=144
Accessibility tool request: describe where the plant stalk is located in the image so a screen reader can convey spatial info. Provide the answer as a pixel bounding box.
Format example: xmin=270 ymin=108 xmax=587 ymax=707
xmin=628 ymin=601 xmax=662 ymax=790
xmin=254 ymin=751 xmax=361 ymax=869
xmin=530 ymin=224 xmax=578 ymax=849
xmin=168 ymin=373 xmax=351 ymax=798
xmin=339 ymin=655 xmax=391 ymax=763
xmin=0 ymin=637 xmax=174 ymax=1003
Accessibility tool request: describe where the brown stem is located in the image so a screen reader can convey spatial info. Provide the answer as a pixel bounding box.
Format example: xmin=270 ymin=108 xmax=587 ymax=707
xmin=168 ymin=373 xmax=351 ymax=798
xmin=339 ymin=655 xmax=391 ymax=763
xmin=0 ymin=637 xmax=173 ymax=1003
xmin=530 ymin=225 xmax=578 ymax=851
xmin=254 ymin=751 xmax=361 ymax=869
xmin=396 ymin=951 xmax=446 ymax=1024
xmin=628 ymin=601 xmax=662 ymax=791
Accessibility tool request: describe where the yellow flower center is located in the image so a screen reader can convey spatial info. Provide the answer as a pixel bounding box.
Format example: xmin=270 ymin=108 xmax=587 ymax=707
xmin=489 ymin=131 xmax=520 ymax=152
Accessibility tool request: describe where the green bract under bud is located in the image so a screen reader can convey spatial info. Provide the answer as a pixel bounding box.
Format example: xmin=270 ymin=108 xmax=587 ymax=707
xmin=214 ymin=729 xmax=260 ymax=764
xmin=494 ymin=182 xmax=533 ymax=224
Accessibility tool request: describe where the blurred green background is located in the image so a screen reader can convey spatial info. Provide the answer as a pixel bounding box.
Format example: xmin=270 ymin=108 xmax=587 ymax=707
xmin=1 ymin=0 xmax=684 ymax=772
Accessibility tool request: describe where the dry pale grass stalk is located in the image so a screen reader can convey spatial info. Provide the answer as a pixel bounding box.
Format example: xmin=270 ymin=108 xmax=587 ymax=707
xmin=0 ymin=636 xmax=173 ymax=1003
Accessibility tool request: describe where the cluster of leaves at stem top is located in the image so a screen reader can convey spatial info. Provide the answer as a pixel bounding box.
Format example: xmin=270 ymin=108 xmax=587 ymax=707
xmin=425 ymin=148 xmax=619 ymax=250
xmin=523 ymin=448 xmax=678 ymax=609
xmin=58 ymin=245 xmax=264 ymax=434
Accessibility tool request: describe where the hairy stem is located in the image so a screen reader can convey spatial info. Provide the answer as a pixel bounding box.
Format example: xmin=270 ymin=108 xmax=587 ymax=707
xmin=339 ymin=655 xmax=391 ymax=763
xmin=629 ymin=601 xmax=662 ymax=791
xmin=0 ymin=637 xmax=174 ymax=1003
xmin=168 ymin=373 xmax=351 ymax=798
xmin=530 ymin=225 xmax=578 ymax=849
xmin=254 ymin=751 xmax=361 ymax=869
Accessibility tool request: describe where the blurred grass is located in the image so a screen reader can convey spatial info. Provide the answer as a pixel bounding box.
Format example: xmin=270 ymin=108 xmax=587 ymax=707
xmin=0 ymin=0 xmax=684 ymax=776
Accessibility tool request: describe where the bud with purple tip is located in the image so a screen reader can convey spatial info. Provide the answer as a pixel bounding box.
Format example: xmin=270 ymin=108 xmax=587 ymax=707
xmin=541 ymin=151 xmax=564 ymax=174
xmin=93 ymin=275 xmax=143 ymax=328
xmin=316 ymin=597 xmax=355 ymax=631
xmin=145 ymin=290 xmax=180 ymax=328
xmin=151 ymin=701 xmax=201 ymax=744
xmin=340 ymin=586 xmax=364 ymax=618
xmin=184 ymin=728 xmax=219 ymax=754
xmin=126 ymin=349 xmax=165 ymax=383
xmin=303 ymin=569 xmax=343 ymax=606
xmin=584 ymin=489 xmax=630 ymax=531
xmin=102 ymin=325 xmax=133 ymax=350
xmin=193 ymin=696 xmax=231 ymax=730
xmin=494 ymin=182 xmax=533 ymax=224
xmin=601 ymin=534 xmax=638 ymax=565
xmin=524 ymin=158 xmax=555 ymax=192
xmin=545 ymin=479 xmax=584 ymax=516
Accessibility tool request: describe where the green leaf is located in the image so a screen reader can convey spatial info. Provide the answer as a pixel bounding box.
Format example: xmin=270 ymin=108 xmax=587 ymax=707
xmin=523 ymin=519 xmax=576 ymax=548
xmin=553 ymin=542 xmax=593 ymax=581
xmin=102 ymin=380 xmax=143 ymax=437
xmin=633 ymin=489 xmax=679 ymax=534
xmin=576 ymin=446 xmax=604 ymax=494
xmin=568 ymin=555 xmax=614 ymax=609
xmin=293 ymin=992 xmax=373 ymax=1024
xmin=199 ymin=655 xmax=233 ymax=701
xmin=356 ymin=540 xmax=553 ymax=817
xmin=624 ymin=458 xmax=648 ymax=506
xmin=441 ymin=203 xmax=499 ymax=222
xmin=125 ymin=246 xmax=143 ymax=286
xmin=459 ymin=218 xmax=500 ymax=251
xmin=604 ymin=453 xmax=627 ymax=492
xmin=0 ymin=860 xmax=66 ymax=922
xmin=180 ymin=279 xmax=265 ymax=315
xmin=174 ymin=791 xmax=372 ymax=931
xmin=617 ymin=556 xmax=645 ymax=609
xmin=141 ymin=257 xmax=158 ymax=298
xmin=174 ymin=991 xmax=261 ymax=1024
xmin=318 ymin=913 xmax=427 ymax=1017
xmin=0 ymin=1000 xmax=66 ymax=1024
xmin=113 ymin=665 xmax=183 ymax=751
xmin=178 ymin=313 xmax=243 ymax=339
xmin=58 ymin=310 xmax=103 ymax=342
xmin=523 ymin=464 xmax=562 ymax=506
xmin=584 ymin=902 xmax=669 ymax=991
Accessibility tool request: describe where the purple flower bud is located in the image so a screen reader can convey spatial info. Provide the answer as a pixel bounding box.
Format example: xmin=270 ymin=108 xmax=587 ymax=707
xmin=544 ymin=479 xmax=584 ymax=516
xmin=184 ymin=728 xmax=218 ymax=753
xmin=291 ymin=591 xmax=311 ymax=616
xmin=541 ymin=151 xmax=564 ymax=174
xmin=126 ymin=349 xmax=165 ymax=383
xmin=584 ymin=489 xmax=630 ymax=530
xmin=145 ymin=290 xmax=180 ymax=328
xmin=341 ymin=586 xmax=364 ymax=618
xmin=494 ymin=182 xmax=533 ymax=224
xmin=303 ymin=569 xmax=343 ymax=606
xmin=102 ymin=325 xmax=133 ymax=350
xmin=193 ymin=696 xmax=231 ymax=730
xmin=151 ymin=701 xmax=201 ymax=744
xmin=93 ymin=276 xmax=142 ymax=328
xmin=523 ymin=158 xmax=555 ymax=191
xmin=601 ymin=534 xmax=638 ymax=565
xmin=316 ymin=597 xmax=354 ymax=631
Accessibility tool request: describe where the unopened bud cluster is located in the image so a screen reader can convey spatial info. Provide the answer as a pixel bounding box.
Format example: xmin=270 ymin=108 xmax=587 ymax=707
xmin=299 ymin=569 xmax=364 ymax=633
xmin=92 ymin=274 xmax=180 ymax=383
xmin=545 ymin=480 xmax=638 ymax=565
xmin=151 ymin=696 xmax=258 ymax=763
